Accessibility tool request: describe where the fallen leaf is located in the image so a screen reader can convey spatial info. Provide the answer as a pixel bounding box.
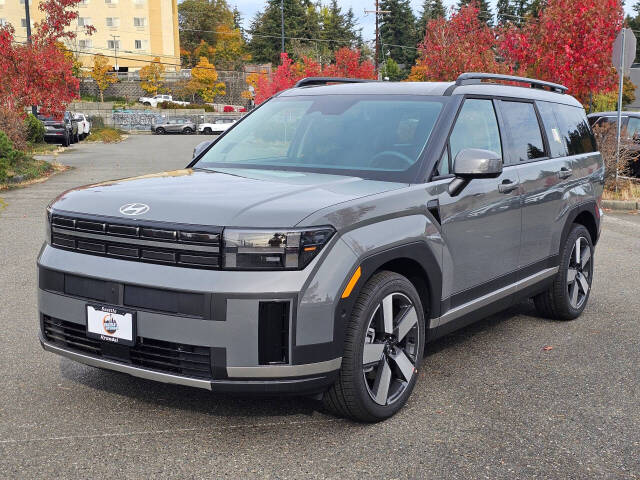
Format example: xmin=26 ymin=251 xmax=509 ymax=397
xmin=542 ymin=345 xmax=553 ymax=351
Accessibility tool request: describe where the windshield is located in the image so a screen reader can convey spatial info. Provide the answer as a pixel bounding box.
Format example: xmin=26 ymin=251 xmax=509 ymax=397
xmin=195 ymin=94 xmax=446 ymax=182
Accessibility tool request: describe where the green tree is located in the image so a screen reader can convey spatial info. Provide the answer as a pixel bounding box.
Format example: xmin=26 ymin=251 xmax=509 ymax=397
xmin=379 ymin=0 xmax=417 ymax=67
xmin=497 ymin=0 xmax=516 ymax=24
xmin=248 ymin=0 xmax=312 ymax=64
xmin=458 ymin=0 xmax=493 ymax=25
xmin=381 ymin=57 xmax=404 ymax=80
xmin=321 ymin=1 xmax=360 ymax=58
xmin=178 ymin=0 xmax=234 ymax=54
xmin=416 ymin=0 xmax=446 ymax=39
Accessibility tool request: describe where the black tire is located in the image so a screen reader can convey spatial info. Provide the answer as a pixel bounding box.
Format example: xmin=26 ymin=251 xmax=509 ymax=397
xmin=203 ymin=127 xmax=212 ymax=135
xmin=62 ymin=133 xmax=69 ymax=147
xmin=323 ymin=271 xmax=425 ymax=422
xmin=74 ymin=132 xmax=80 ymax=143
xmin=144 ymin=102 xmax=151 ymax=106
xmin=534 ymin=224 xmax=594 ymax=320
xmin=155 ymin=127 xmax=165 ymax=135
xmin=183 ymin=127 xmax=193 ymax=134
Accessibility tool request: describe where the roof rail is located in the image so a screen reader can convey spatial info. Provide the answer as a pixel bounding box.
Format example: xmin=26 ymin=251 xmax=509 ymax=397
xmin=455 ymin=72 xmax=568 ymax=94
xmin=294 ymin=77 xmax=377 ymax=88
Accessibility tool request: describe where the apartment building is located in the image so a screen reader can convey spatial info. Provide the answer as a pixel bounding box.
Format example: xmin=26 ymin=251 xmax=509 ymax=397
xmin=0 ymin=0 xmax=180 ymax=71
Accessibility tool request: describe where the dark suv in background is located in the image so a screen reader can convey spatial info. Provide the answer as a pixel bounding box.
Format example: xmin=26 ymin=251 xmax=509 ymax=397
xmin=588 ymin=111 xmax=640 ymax=177
xmin=39 ymin=112 xmax=79 ymax=147
xmin=38 ymin=73 xmax=603 ymax=422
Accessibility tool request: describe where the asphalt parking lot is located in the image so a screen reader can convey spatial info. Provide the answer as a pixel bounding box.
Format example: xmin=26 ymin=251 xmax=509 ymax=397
xmin=0 ymin=135 xmax=638 ymax=479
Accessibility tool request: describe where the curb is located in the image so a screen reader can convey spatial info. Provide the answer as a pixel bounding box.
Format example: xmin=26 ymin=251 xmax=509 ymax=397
xmin=602 ymin=199 xmax=639 ymax=211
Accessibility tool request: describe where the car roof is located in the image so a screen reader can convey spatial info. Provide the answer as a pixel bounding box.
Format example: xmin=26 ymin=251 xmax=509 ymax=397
xmin=587 ymin=111 xmax=640 ymax=117
xmin=279 ymin=80 xmax=583 ymax=107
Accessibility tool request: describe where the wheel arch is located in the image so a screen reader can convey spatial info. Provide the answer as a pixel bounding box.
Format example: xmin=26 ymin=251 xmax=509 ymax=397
xmin=561 ymin=201 xmax=599 ymax=248
xmin=336 ymin=243 xmax=442 ymax=334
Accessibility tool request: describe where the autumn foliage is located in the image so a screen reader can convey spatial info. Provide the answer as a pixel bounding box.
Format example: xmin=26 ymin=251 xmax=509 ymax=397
xmin=408 ymin=4 xmax=511 ymax=82
xmin=252 ymin=48 xmax=376 ymax=104
xmin=498 ymin=0 xmax=623 ymax=104
xmin=410 ymin=0 xmax=623 ymax=105
xmin=0 ymin=0 xmax=94 ymax=117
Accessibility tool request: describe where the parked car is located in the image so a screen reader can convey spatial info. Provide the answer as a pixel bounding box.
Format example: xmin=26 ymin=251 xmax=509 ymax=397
xmin=138 ymin=94 xmax=190 ymax=108
xmin=197 ymin=118 xmax=237 ymax=135
xmin=39 ymin=111 xmax=78 ymax=146
xmin=38 ymin=73 xmax=603 ymax=422
xmin=72 ymin=113 xmax=91 ymax=140
xmin=151 ymin=117 xmax=196 ymax=135
xmin=587 ymin=111 xmax=640 ymax=177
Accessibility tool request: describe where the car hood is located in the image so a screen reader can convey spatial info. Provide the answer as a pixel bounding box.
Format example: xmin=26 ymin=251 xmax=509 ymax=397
xmin=50 ymin=168 xmax=406 ymax=227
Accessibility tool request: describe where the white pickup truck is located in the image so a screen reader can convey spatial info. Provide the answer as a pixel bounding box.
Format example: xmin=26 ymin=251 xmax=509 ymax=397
xmin=138 ymin=94 xmax=190 ymax=108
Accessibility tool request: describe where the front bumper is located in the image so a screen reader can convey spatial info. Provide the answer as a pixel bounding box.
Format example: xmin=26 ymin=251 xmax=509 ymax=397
xmin=37 ymin=238 xmax=358 ymax=393
xmin=39 ymin=334 xmax=339 ymax=394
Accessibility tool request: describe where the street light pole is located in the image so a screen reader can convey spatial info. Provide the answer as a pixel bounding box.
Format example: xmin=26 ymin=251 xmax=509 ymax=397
xmin=280 ymin=0 xmax=285 ymax=54
xmin=24 ymin=0 xmax=37 ymax=115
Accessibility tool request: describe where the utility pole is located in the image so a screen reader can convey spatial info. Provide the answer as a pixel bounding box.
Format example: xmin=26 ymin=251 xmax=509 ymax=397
xmin=280 ymin=0 xmax=285 ymax=54
xmin=365 ymin=2 xmax=390 ymax=74
xmin=24 ymin=0 xmax=37 ymax=115
xmin=111 ymin=34 xmax=120 ymax=72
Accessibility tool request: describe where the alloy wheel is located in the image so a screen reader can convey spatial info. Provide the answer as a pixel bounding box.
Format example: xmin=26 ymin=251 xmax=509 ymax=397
xmin=567 ymin=236 xmax=591 ymax=309
xmin=362 ymin=292 xmax=419 ymax=406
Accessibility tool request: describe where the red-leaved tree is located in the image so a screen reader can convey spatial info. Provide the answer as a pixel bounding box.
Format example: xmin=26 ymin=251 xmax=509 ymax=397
xmin=253 ymin=48 xmax=376 ymax=104
xmin=498 ymin=0 xmax=622 ymax=104
xmin=0 ymin=0 xmax=94 ymax=116
xmin=408 ymin=3 xmax=512 ymax=82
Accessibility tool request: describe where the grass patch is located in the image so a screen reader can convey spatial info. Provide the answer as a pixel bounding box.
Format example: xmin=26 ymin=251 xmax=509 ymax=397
xmin=25 ymin=142 xmax=62 ymax=155
xmin=603 ymin=180 xmax=640 ymax=201
xmin=86 ymin=127 xmax=126 ymax=143
xmin=0 ymin=156 xmax=62 ymax=191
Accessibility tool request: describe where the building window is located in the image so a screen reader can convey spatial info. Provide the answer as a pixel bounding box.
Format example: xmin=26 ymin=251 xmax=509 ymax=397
xmin=133 ymin=17 xmax=146 ymax=28
xmin=0 ymin=19 xmax=6 ymax=27
xmin=21 ymin=18 xmax=27 ymax=27
xmin=78 ymin=17 xmax=92 ymax=27
xmin=104 ymin=0 xmax=118 ymax=4
xmin=78 ymin=39 xmax=92 ymax=49
xmin=134 ymin=40 xmax=147 ymax=50
xmin=79 ymin=0 xmax=89 ymax=5
xmin=133 ymin=0 xmax=145 ymax=5
xmin=107 ymin=40 xmax=120 ymax=50
xmin=106 ymin=17 xmax=120 ymax=27
xmin=20 ymin=0 xmax=33 ymax=4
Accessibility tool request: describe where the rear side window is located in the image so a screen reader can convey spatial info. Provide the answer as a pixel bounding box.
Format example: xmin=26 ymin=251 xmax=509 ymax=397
xmin=449 ymin=99 xmax=502 ymax=166
xmin=627 ymin=117 xmax=640 ymax=138
xmin=499 ymin=101 xmax=546 ymax=162
xmin=537 ymin=101 xmax=567 ymax=158
xmin=554 ymin=104 xmax=597 ymax=155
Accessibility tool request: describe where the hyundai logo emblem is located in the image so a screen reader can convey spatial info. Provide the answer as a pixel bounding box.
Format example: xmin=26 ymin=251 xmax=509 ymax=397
xmin=119 ymin=203 xmax=150 ymax=216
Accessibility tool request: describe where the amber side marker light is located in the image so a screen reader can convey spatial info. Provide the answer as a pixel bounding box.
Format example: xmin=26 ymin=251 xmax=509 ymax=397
xmin=341 ymin=266 xmax=361 ymax=299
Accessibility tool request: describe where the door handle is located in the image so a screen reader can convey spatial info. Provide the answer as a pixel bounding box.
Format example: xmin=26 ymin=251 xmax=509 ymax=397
xmin=498 ymin=179 xmax=519 ymax=194
xmin=558 ymin=167 xmax=573 ymax=179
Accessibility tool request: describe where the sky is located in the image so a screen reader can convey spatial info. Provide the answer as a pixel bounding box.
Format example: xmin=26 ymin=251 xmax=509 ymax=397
xmin=228 ymin=0 xmax=637 ymax=44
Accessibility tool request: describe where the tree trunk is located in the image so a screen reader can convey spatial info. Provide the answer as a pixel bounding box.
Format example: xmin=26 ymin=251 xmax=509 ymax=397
xmin=100 ymin=89 xmax=104 ymax=102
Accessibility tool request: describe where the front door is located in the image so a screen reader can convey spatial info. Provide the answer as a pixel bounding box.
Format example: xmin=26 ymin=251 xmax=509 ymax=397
xmin=437 ymin=98 xmax=522 ymax=316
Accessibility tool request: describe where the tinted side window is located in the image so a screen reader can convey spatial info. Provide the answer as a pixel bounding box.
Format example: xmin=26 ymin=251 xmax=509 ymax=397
xmin=627 ymin=117 xmax=640 ymax=138
xmin=499 ymin=101 xmax=546 ymax=162
xmin=537 ymin=101 xmax=567 ymax=158
xmin=554 ymin=105 xmax=596 ymax=155
xmin=449 ymin=99 xmax=502 ymax=166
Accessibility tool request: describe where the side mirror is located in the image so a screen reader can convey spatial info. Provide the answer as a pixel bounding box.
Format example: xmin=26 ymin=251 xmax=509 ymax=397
xmin=448 ymin=148 xmax=502 ymax=196
xmin=193 ymin=140 xmax=213 ymax=159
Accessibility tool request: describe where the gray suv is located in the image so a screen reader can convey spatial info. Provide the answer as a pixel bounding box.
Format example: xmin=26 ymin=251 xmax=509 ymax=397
xmin=152 ymin=117 xmax=196 ymax=135
xmin=38 ymin=73 xmax=603 ymax=422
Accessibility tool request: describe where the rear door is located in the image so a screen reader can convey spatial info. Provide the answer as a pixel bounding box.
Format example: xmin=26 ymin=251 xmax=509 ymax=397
xmin=437 ymin=98 xmax=522 ymax=314
xmin=496 ymin=99 xmax=563 ymax=272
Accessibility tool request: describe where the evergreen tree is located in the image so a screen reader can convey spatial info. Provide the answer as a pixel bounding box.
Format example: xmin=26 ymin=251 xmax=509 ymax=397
xmin=416 ymin=0 xmax=446 ymax=40
xmin=496 ymin=0 xmax=516 ymax=25
xmin=457 ymin=0 xmax=493 ymax=26
xmin=232 ymin=6 xmax=247 ymax=42
xmin=320 ymin=1 xmax=360 ymax=59
xmin=379 ymin=0 xmax=417 ymax=67
xmin=248 ymin=0 xmax=311 ymax=64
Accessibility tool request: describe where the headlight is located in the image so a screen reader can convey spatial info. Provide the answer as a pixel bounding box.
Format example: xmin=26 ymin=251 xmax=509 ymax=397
xmin=223 ymin=226 xmax=335 ymax=270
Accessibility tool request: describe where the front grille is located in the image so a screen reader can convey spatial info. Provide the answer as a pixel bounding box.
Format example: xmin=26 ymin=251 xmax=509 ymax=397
xmin=50 ymin=214 xmax=222 ymax=270
xmin=43 ymin=316 xmax=213 ymax=380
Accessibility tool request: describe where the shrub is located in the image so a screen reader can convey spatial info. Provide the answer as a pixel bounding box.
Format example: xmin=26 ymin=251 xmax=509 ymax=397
xmin=0 ymin=130 xmax=25 ymax=182
xmin=0 ymin=108 xmax=27 ymax=152
xmin=223 ymin=105 xmax=234 ymax=112
xmin=25 ymin=114 xmax=45 ymax=144
xmin=592 ymin=122 xmax=636 ymax=190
